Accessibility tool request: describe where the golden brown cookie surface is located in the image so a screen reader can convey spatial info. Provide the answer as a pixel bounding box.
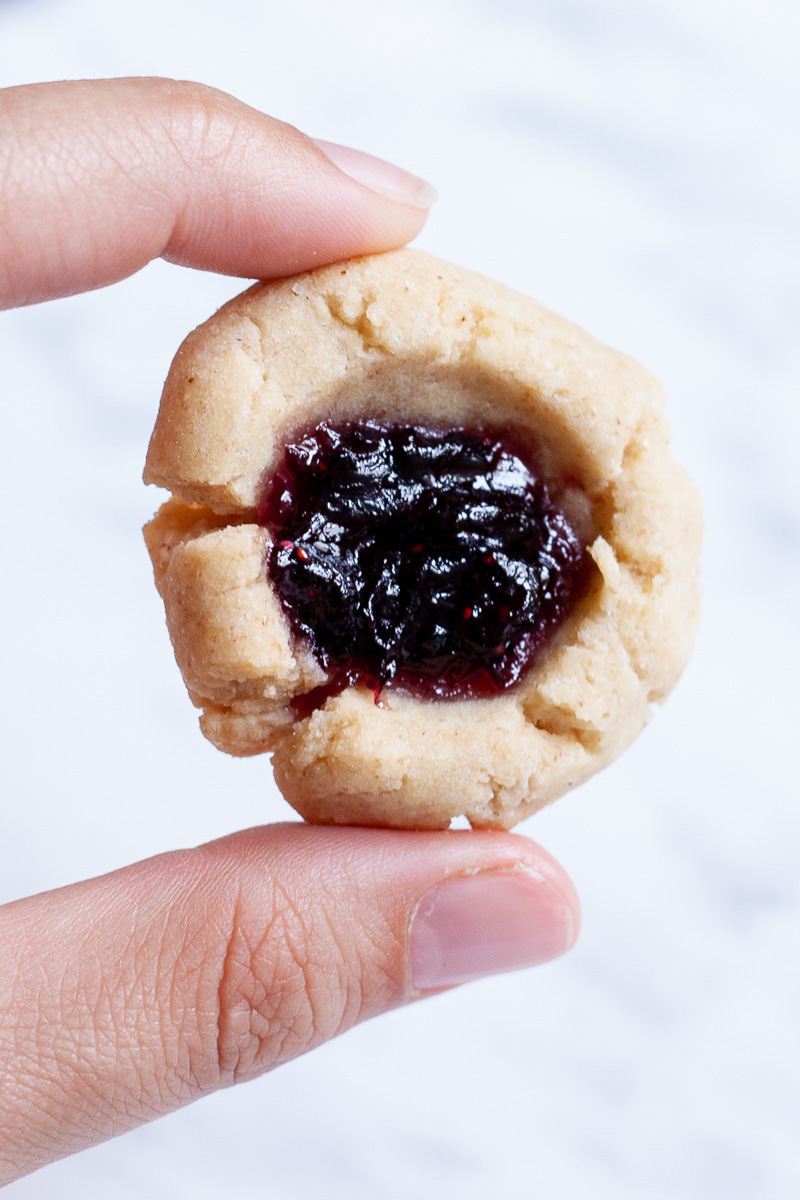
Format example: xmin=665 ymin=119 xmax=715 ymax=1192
xmin=144 ymin=249 xmax=701 ymax=829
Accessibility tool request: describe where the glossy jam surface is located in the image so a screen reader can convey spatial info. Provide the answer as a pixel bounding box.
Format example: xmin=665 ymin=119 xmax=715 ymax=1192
xmin=259 ymin=422 xmax=588 ymax=702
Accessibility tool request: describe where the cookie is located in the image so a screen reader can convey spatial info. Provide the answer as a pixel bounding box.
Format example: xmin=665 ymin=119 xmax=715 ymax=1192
xmin=144 ymin=249 xmax=701 ymax=830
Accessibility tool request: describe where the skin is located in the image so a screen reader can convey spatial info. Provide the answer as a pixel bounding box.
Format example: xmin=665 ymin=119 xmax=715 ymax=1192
xmin=0 ymin=78 xmax=581 ymax=1185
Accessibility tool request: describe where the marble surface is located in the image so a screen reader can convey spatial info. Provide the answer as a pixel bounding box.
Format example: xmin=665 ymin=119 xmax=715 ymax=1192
xmin=1 ymin=0 xmax=798 ymax=1196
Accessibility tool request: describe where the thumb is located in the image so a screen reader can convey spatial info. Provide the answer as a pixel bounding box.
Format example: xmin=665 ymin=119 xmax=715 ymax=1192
xmin=0 ymin=824 xmax=578 ymax=1183
xmin=0 ymin=77 xmax=435 ymax=309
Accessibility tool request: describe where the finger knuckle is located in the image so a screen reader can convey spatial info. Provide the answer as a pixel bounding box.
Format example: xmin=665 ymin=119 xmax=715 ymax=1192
xmin=212 ymin=884 xmax=360 ymax=1087
xmin=161 ymin=80 xmax=242 ymax=171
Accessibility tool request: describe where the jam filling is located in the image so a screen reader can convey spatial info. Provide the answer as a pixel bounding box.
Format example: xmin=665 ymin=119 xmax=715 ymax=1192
xmin=259 ymin=421 xmax=589 ymax=704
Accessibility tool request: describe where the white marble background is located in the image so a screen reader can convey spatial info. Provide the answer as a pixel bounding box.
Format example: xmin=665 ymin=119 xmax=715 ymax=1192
xmin=1 ymin=0 xmax=798 ymax=1196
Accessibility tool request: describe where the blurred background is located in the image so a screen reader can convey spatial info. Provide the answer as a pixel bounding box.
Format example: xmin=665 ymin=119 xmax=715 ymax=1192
xmin=1 ymin=0 xmax=798 ymax=1196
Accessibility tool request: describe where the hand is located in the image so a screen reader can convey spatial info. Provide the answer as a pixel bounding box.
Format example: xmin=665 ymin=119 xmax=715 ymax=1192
xmin=0 ymin=78 xmax=580 ymax=1185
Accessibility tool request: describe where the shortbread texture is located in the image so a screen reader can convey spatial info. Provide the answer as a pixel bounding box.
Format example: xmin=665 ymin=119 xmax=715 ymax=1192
xmin=144 ymin=249 xmax=701 ymax=829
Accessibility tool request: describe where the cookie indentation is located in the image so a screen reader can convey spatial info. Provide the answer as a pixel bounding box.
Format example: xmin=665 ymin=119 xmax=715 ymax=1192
xmin=259 ymin=422 xmax=589 ymax=700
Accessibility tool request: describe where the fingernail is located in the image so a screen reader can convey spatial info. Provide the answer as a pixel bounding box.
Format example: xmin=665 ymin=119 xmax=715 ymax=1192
xmin=314 ymin=139 xmax=438 ymax=209
xmin=409 ymin=870 xmax=576 ymax=990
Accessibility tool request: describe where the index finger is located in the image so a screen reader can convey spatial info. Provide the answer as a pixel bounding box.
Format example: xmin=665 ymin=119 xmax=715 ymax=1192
xmin=0 ymin=77 xmax=435 ymax=309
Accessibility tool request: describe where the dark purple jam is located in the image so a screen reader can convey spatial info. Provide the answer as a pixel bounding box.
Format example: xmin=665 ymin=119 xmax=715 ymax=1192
xmin=259 ymin=422 xmax=588 ymax=703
